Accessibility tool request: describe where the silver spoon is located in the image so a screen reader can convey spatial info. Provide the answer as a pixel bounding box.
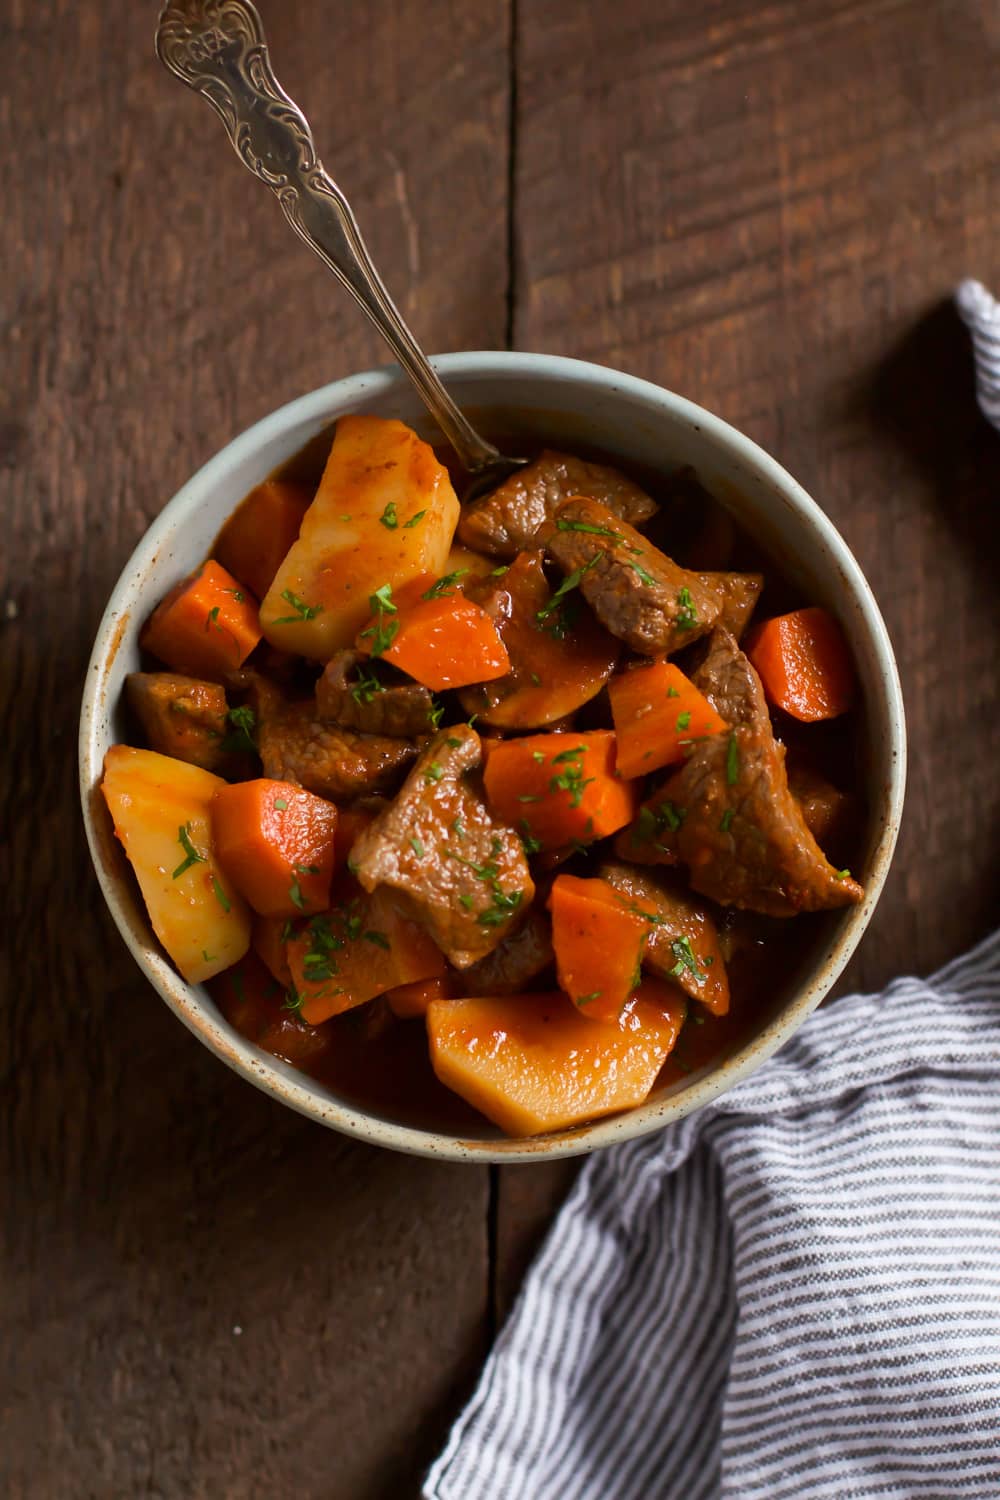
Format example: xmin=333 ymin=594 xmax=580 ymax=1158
xmin=155 ymin=0 xmax=525 ymax=498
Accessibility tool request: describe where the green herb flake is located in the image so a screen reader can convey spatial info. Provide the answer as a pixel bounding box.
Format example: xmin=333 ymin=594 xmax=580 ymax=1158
xmin=532 ymin=750 xmax=545 ymax=763
xmin=529 ymin=672 xmax=542 ymax=687
xmin=459 ymin=894 xmax=474 ymax=911
xmin=835 ymin=868 xmax=852 ymax=881
xmin=211 ymin=876 xmax=231 ymax=913
xmin=535 ymin=555 xmax=600 ymax=627
xmin=719 ymin=808 xmax=735 ymax=833
xmin=422 ymin=569 xmax=469 ymax=601
xmin=201 ymin=949 xmax=217 ymax=963
xmin=550 ymin=763 xmax=595 ymax=809
xmin=350 ymin=670 xmax=384 ymax=705
xmin=555 ymin=518 xmax=621 ymax=540
xmin=172 ymin=823 xmax=206 ymax=879
xmin=294 ymin=863 xmax=320 ymax=876
xmin=283 ymin=986 xmax=305 ymax=1015
xmin=288 ymin=875 xmax=306 ymax=911
xmin=428 ymin=699 xmax=445 ymax=730
xmin=669 ymin=935 xmax=707 ymax=983
xmin=359 ymin=584 xmax=399 ymax=657
xmin=410 ymin=837 xmax=425 ymax=858
xmin=552 ymin=744 xmax=586 ymax=765
xmin=363 ymin=930 xmax=390 ymax=950
xmin=273 ymin=588 xmax=324 ymax=625
xmin=519 ymin=820 xmax=543 ymax=856
xmin=628 ymin=558 xmax=657 ymax=587
xmin=452 ymin=817 xmax=466 ymax=840
xmin=403 ymin=509 xmax=427 ymax=529
xmin=222 ymin=704 xmax=257 ymax=753
xmin=274 ymin=798 xmax=288 ymax=811
xmin=445 ymin=736 xmax=463 ymax=749
xmin=676 ymin=587 xmax=698 ymax=632
xmin=223 ymin=588 xmax=245 ymax=603
xmin=576 ymin=990 xmax=604 ymax=1006
xmin=379 ymin=501 xmax=398 ymax=530
xmin=519 ymin=793 xmax=541 ymax=803
xmin=667 ymin=685 xmax=680 ymax=698
xmin=424 ymin=761 xmax=444 ymax=783
xmin=726 ymin=734 xmax=740 ymax=786
xmin=488 ymin=565 xmax=510 ymax=577
xmin=675 ymin=711 xmax=691 ymax=731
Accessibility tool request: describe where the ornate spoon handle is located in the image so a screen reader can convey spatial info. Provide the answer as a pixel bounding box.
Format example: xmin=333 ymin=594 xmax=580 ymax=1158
xmin=156 ymin=0 xmax=504 ymax=474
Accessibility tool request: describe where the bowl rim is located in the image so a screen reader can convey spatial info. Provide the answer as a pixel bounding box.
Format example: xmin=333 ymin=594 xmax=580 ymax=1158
xmin=79 ymin=349 xmax=906 ymax=1163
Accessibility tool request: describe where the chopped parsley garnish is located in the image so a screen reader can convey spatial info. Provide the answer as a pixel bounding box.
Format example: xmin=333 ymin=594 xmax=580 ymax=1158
xmin=205 ymin=605 xmax=221 ymax=632
xmin=350 ymin=669 xmax=384 ymax=705
xmin=488 ymin=565 xmax=510 ymax=577
xmin=529 ymin=673 xmax=542 ymax=687
xmin=519 ymin=820 xmax=543 ymax=856
xmin=835 ymin=868 xmax=852 ymax=881
xmin=445 ymin=736 xmax=463 ymax=749
xmin=726 ymin=734 xmax=740 ymax=785
xmin=627 ymin=557 xmax=657 ymax=587
xmin=518 ymin=793 xmax=541 ymax=802
xmin=634 ymin=800 xmax=686 ymax=850
xmin=444 ymin=847 xmax=522 ymax=929
xmin=459 ymin=894 xmax=474 ymax=911
xmin=576 ymin=990 xmax=603 ymax=1006
xmin=294 ymin=863 xmax=320 ymax=876
xmin=535 ymin=555 xmax=599 ymax=629
xmin=451 ymin=817 xmax=466 ymax=840
xmin=359 ymin=584 xmax=399 ymax=657
xmin=274 ymin=798 xmax=288 ymax=811
xmin=283 ymin=986 xmax=305 ymax=1014
xmin=379 ymin=501 xmax=398 ymax=530
xmin=550 ymin=760 xmax=595 ymax=809
xmin=223 ymin=588 xmax=245 ymax=603
xmin=676 ymin=587 xmax=698 ymax=632
xmin=410 ymin=837 xmax=425 ymax=858
xmin=667 ymin=685 xmax=680 ymax=698
xmin=273 ymin=588 xmax=324 ymax=625
xmin=552 ymin=744 xmax=587 ymax=764
xmin=172 ymin=824 xmax=206 ymax=879
xmin=201 ymin=949 xmax=216 ymax=963
xmin=719 ymin=808 xmax=734 ymax=833
xmin=211 ymin=876 xmax=231 ymax=912
xmin=280 ymin=919 xmax=296 ymax=944
xmin=424 ymin=761 xmax=444 ymax=783
xmin=669 ymin=936 xmax=706 ymax=983
xmin=675 ymin=711 xmax=691 ymax=731
xmin=428 ymin=698 xmax=445 ymax=729
xmin=532 ymin=751 xmax=545 ymax=763
xmin=403 ymin=509 xmax=427 ymax=528
xmin=478 ymin=888 xmax=523 ymax=927
xmin=555 ymin=518 xmax=621 ymax=540
xmin=222 ymin=704 xmax=257 ymax=753
xmin=363 ymin=930 xmax=390 ymax=950
xmin=422 ymin=569 xmax=468 ymax=600
xmin=288 ymin=874 xmax=306 ymax=911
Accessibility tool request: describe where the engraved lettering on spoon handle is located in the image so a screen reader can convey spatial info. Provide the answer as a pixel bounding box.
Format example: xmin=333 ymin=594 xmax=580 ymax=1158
xmin=156 ymin=0 xmax=504 ymax=473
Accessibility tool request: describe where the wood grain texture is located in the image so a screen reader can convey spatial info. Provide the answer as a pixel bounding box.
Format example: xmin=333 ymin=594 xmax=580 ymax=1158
xmin=495 ymin=0 xmax=1000 ymax=1314
xmin=1 ymin=2 xmax=508 ymax=1496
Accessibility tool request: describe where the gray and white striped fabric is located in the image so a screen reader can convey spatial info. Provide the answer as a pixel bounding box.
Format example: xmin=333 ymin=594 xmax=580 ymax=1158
xmin=424 ymin=289 xmax=1000 ymax=1499
xmin=426 ymin=930 xmax=1000 ymax=1500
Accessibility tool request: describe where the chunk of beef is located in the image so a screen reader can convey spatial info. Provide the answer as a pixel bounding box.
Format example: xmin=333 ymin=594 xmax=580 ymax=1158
xmin=458 ymin=449 xmax=658 ymax=559
xmin=599 ymin=862 xmax=729 ymax=1015
xmin=459 ymin=907 xmax=554 ymax=995
xmin=252 ymin=676 xmax=416 ymax=801
xmin=126 ymin=672 xmax=228 ymax=771
xmin=350 ymin=726 xmax=534 ymax=968
xmin=787 ymin=762 xmax=857 ymax=863
xmin=545 ymin=496 xmax=760 ymax=657
xmin=316 ymin=650 xmax=437 ymax=737
xmin=620 ymin=630 xmax=864 ymax=916
xmin=459 ymin=551 xmax=619 ymax=729
xmin=709 ymin=571 xmax=763 ymax=638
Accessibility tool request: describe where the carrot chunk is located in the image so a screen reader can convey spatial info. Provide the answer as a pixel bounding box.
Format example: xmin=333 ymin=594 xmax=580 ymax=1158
xmin=356 ymin=575 xmax=510 ymax=691
xmin=384 ymin=976 xmax=452 ymax=1020
xmin=608 ymin=660 xmax=728 ymax=778
xmin=483 ymin=730 xmax=638 ymax=852
xmin=288 ymin=887 xmax=446 ymax=1025
xmin=252 ymin=914 xmax=295 ymax=987
xmin=215 ymin=479 xmax=312 ymax=602
xmin=548 ymin=874 xmax=648 ymax=1022
xmin=333 ymin=805 xmax=377 ymax=871
xmin=209 ymin=951 xmax=332 ymax=1066
xmin=141 ymin=559 xmax=262 ymax=679
xmin=745 ymin=606 xmax=856 ymax=722
xmin=212 ymin=779 xmax=338 ymax=918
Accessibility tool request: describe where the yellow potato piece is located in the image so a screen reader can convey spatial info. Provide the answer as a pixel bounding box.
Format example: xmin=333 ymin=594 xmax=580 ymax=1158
xmin=102 ymin=745 xmax=251 ymax=984
xmin=261 ymin=414 xmax=459 ymax=659
xmin=427 ymin=984 xmax=687 ymax=1137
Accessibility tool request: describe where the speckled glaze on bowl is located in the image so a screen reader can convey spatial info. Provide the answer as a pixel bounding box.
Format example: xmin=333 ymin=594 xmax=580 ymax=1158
xmin=79 ymin=352 xmax=905 ymax=1163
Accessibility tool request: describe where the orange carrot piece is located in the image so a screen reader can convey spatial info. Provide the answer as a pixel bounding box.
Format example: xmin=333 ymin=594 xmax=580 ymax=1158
xmin=548 ymin=874 xmax=648 ymax=1022
xmin=745 ymin=607 xmax=856 ymax=722
xmin=289 ymin=887 xmax=446 ymax=1025
xmin=141 ymin=559 xmax=262 ymax=679
xmin=483 ymin=730 xmax=639 ymax=852
xmin=356 ymin=574 xmax=510 ymax=691
xmin=385 ymin=976 xmax=452 ymax=1020
xmin=333 ymin=805 xmax=376 ymax=871
xmin=252 ymin=914 xmax=295 ymax=987
xmin=609 ymin=660 xmax=728 ymax=779
xmin=212 ymin=779 xmax=338 ymax=918
xmin=215 ymin=480 xmax=312 ymax=602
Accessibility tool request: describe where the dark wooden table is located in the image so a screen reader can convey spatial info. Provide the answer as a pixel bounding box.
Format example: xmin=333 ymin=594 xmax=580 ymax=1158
xmin=4 ymin=3 xmax=999 ymax=1495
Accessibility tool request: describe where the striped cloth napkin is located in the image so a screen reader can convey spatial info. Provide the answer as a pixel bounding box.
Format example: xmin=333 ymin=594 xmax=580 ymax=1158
xmin=424 ymin=290 xmax=1000 ymax=1500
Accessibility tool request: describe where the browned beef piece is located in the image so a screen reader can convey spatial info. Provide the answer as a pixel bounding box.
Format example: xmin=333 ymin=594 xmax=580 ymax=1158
xmin=787 ymin=763 xmax=857 ymax=861
xmin=457 ymin=449 xmax=658 ymax=559
xmin=126 ymin=672 xmax=228 ymax=770
xmin=620 ymin=630 xmax=864 ymax=916
xmin=459 ymin=907 xmax=554 ymax=995
xmin=598 ymin=862 xmax=730 ymax=1015
xmin=709 ymin=571 xmax=763 ymax=638
xmin=252 ymin=676 xmax=417 ymax=801
xmin=350 ymin=726 xmax=534 ymax=968
xmin=544 ymin=496 xmax=760 ymax=657
xmin=316 ymin=650 xmax=438 ymax=737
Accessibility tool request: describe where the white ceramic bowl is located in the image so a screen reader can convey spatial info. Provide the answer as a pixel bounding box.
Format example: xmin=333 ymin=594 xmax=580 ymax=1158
xmin=79 ymin=352 xmax=905 ymax=1162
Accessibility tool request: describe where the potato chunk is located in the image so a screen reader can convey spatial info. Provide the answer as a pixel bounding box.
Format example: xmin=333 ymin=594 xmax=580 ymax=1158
xmin=101 ymin=745 xmax=251 ymax=984
xmin=426 ymin=981 xmax=686 ymax=1136
xmin=260 ymin=414 xmax=459 ymax=659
